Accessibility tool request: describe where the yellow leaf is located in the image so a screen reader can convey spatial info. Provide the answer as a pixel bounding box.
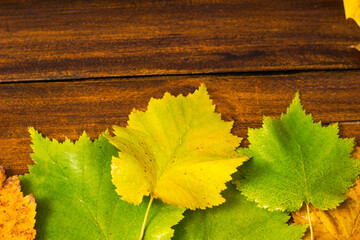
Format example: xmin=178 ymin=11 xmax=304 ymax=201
xmin=0 ymin=166 xmax=36 ymax=240
xmin=344 ymin=0 xmax=360 ymax=50
xmin=292 ymin=147 xmax=360 ymax=240
xmin=106 ymin=84 xmax=249 ymax=209
xmin=344 ymin=0 xmax=360 ymax=27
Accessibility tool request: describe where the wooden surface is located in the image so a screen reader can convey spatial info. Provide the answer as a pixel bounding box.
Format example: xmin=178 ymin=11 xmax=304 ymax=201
xmin=1 ymin=0 xmax=360 ymax=82
xmin=1 ymin=72 xmax=360 ymax=175
xmin=0 ymin=0 xmax=360 ymax=176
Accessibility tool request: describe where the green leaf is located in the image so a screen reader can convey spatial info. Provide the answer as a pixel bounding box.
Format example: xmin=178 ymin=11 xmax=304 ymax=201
xmin=20 ymin=128 xmax=184 ymax=240
xmin=237 ymin=92 xmax=360 ymax=212
xmin=106 ymin=84 xmax=249 ymax=209
xmin=173 ymin=184 xmax=306 ymax=240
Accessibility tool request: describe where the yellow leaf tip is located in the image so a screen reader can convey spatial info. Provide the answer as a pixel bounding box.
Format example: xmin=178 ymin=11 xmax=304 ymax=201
xmin=28 ymin=126 xmax=39 ymax=137
xmin=294 ymin=91 xmax=301 ymax=102
xmin=199 ymin=83 xmax=207 ymax=90
xmin=197 ymin=83 xmax=209 ymax=95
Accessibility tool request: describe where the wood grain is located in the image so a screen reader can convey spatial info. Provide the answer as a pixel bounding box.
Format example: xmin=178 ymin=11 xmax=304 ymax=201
xmin=1 ymin=71 xmax=359 ymax=175
xmin=1 ymin=0 xmax=360 ymax=82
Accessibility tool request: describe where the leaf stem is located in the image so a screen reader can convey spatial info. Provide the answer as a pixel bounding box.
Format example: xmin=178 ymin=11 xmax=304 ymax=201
xmin=139 ymin=195 xmax=154 ymax=240
xmin=305 ymin=202 xmax=314 ymax=240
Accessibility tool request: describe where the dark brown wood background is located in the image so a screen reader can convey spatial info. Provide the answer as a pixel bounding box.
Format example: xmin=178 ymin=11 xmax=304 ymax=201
xmin=1 ymin=0 xmax=360 ymax=176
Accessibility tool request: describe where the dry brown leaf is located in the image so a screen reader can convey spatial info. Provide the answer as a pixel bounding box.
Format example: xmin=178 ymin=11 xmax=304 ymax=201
xmin=0 ymin=166 xmax=36 ymax=240
xmin=353 ymin=146 xmax=360 ymax=160
xmin=292 ymin=147 xmax=360 ymax=240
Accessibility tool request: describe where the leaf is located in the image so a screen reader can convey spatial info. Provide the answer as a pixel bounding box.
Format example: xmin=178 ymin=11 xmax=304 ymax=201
xmin=105 ymin=84 xmax=249 ymax=209
xmin=20 ymin=128 xmax=184 ymax=240
xmin=343 ymin=0 xmax=360 ymax=50
xmin=344 ymin=0 xmax=360 ymax=27
xmin=292 ymin=147 xmax=360 ymax=240
xmin=237 ymin=92 xmax=360 ymax=212
xmin=0 ymin=165 xmax=36 ymax=240
xmin=173 ymin=184 xmax=307 ymax=240
xmin=354 ymin=146 xmax=360 ymax=159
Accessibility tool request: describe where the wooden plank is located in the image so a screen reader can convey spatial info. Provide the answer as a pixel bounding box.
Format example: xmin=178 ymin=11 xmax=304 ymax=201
xmin=1 ymin=0 xmax=360 ymax=82
xmin=1 ymin=71 xmax=359 ymax=175
xmin=339 ymin=121 xmax=360 ymax=147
